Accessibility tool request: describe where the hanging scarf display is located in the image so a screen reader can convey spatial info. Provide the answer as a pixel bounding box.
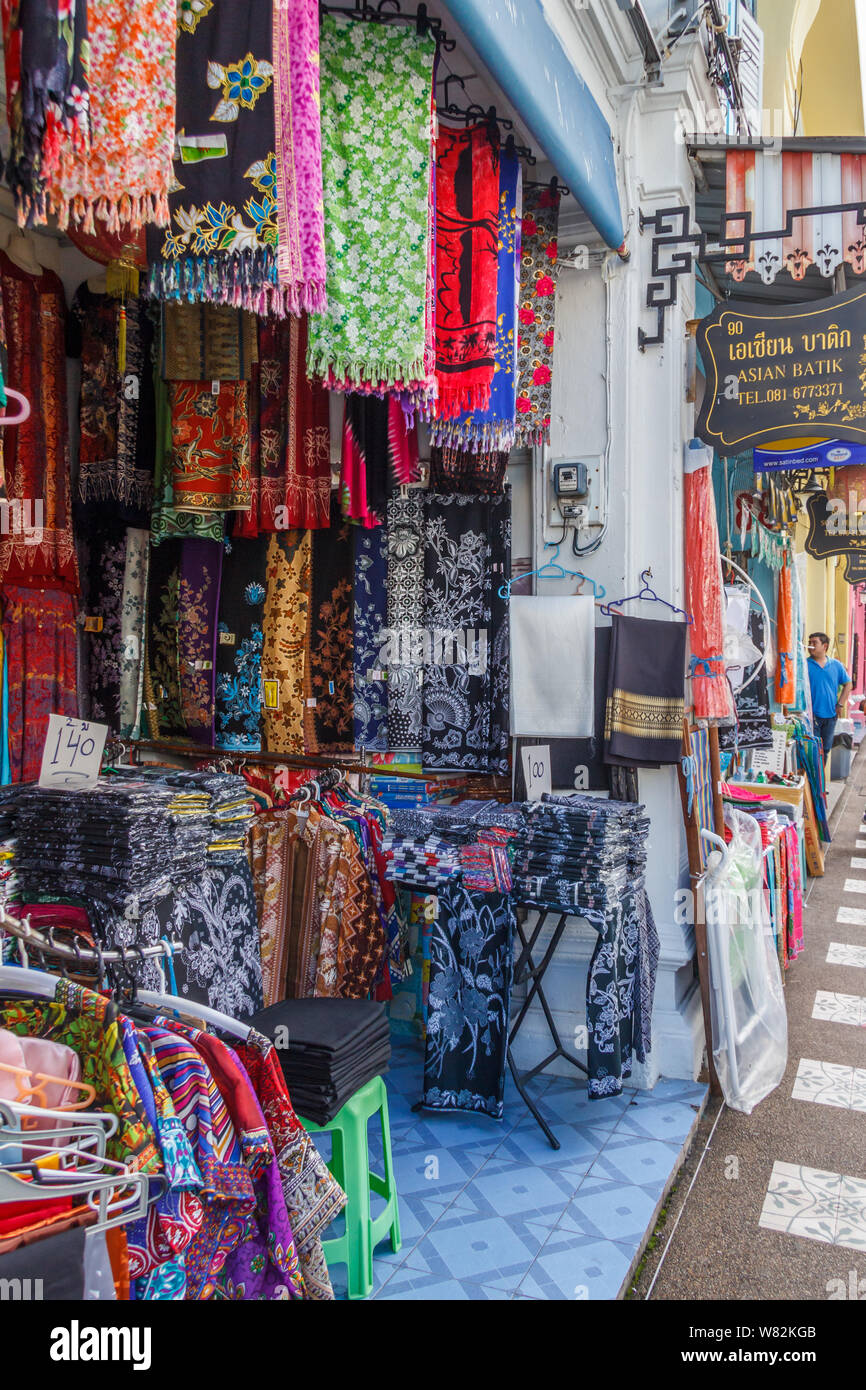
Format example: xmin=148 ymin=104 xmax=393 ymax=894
xmin=430 ymin=147 xmax=521 ymax=451
xmin=46 ymin=0 xmax=175 ymax=233
xmin=240 ymin=314 xmax=331 ymax=535
xmin=273 ymin=0 xmax=326 ymax=315
xmin=143 ymin=537 xmax=186 ymax=739
xmin=3 ymin=0 xmax=91 ymax=225
xmin=353 ymin=524 xmax=388 ymax=753
xmin=432 ymin=122 xmax=500 ymax=420
xmin=422 ymin=883 xmax=514 ymax=1120
xmin=161 ymin=304 xmax=257 ymax=381
xmin=684 ymin=454 xmax=734 ymax=721
xmin=118 ymin=528 xmax=150 ymax=740
xmin=214 ymin=535 xmax=268 ymax=752
xmin=428 ymin=445 xmax=509 ymax=495
xmin=150 ymin=373 xmax=225 ymax=546
xmin=169 ymin=381 xmax=251 ymax=513
xmin=304 ymin=508 xmax=354 ymax=754
xmin=308 ymin=16 xmax=436 ymax=395
xmin=341 ymin=394 xmax=418 ymax=529
xmin=421 ymin=491 xmax=510 ymax=773
xmin=69 ymin=284 xmax=156 ymax=523
xmin=386 ymin=493 xmax=424 ymax=750
xmin=0 ymin=254 xmax=77 ymax=593
xmin=261 ymin=529 xmax=310 ymax=755
xmin=747 ymin=516 xmax=789 ymax=570
xmin=149 ymin=1 xmax=281 ymax=316
xmin=1 ymin=584 xmax=78 ymax=782
xmin=79 ymin=516 xmax=128 ymax=729
xmin=515 ymin=185 xmax=561 ymax=447
xmin=178 ymin=538 xmax=223 ymax=746
xmin=775 ymin=562 xmax=796 ymax=706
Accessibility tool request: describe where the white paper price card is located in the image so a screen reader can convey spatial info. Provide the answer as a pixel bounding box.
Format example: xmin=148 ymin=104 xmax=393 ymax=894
xmin=521 ymin=745 xmax=551 ymax=801
xmin=39 ymin=715 xmax=108 ymax=790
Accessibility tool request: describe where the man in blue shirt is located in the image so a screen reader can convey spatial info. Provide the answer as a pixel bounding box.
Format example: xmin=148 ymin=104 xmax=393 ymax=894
xmin=807 ymin=632 xmax=852 ymax=763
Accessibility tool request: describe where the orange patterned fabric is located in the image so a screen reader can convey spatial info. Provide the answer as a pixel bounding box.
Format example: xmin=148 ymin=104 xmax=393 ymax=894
xmin=775 ymin=564 xmax=796 ymax=706
xmin=47 ymin=0 xmax=176 ymax=233
xmin=261 ymin=529 xmax=310 ymax=754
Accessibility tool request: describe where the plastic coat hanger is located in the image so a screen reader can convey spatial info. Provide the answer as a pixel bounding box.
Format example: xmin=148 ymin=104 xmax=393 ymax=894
xmin=599 ymin=567 xmax=693 ymax=623
xmin=0 ymin=389 xmax=31 ymax=425
xmin=498 ymin=539 xmax=606 ymax=601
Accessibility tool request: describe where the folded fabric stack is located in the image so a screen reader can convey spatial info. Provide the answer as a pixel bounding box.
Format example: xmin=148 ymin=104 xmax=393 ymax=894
xmin=248 ymin=998 xmax=391 ymax=1126
xmin=459 ymin=841 xmax=513 ymax=894
xmin=510 ymin=792 xmax=651 ymax=921
xmin=383 ymin=802 xmax=525 ymax=892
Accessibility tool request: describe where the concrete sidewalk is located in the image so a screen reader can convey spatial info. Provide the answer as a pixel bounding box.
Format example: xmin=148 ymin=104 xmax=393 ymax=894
xmin=632 ymin=750 xmax=866 ymax=1301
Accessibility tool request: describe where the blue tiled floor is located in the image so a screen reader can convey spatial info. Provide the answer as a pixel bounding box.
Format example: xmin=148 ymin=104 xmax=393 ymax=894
xmin=326 ymin=1036 xmax=706 ymax=1302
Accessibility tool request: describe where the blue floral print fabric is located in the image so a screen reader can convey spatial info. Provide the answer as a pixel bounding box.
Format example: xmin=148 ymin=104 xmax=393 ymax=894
xmin=215 ymin=535 xmax=268 ymax=752
xmin=353 ymin=523 xmax=388 ymax=752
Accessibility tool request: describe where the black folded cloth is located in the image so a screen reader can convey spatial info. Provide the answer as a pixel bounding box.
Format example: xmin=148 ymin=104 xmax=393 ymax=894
xmin=246 ymin=998 xmax=392 ymax=1125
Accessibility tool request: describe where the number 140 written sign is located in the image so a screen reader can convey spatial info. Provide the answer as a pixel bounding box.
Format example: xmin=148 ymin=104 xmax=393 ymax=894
xmin=39 ymin=715 xmax=108 ymax=790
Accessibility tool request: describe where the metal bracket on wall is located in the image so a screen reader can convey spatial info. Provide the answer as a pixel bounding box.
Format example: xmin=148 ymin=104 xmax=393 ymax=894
xmin=638 ymin=196 xmax=866 ymax=351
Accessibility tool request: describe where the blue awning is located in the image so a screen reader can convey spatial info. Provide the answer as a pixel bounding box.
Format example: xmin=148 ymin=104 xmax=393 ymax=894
xmin=446 ymin=0 xmax=625 ymax=250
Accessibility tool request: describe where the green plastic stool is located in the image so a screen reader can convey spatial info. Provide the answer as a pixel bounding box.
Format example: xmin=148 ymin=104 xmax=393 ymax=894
xmin=300 ymin=1074 xmax=401 ymax=1299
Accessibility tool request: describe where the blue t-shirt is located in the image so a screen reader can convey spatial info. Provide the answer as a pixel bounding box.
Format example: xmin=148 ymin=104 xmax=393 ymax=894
xmin=807 ymin=657 xmax=850 ymax=718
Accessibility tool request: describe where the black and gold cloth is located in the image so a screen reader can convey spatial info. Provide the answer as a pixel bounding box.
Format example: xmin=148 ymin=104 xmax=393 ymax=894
xmin=603 ymin=613 xmax=686 ymax=767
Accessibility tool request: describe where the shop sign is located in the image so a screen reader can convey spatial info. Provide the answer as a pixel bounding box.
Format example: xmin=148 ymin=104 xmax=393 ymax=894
xmin=804 ymin=493 xmax=866 ymax=584
xmin=696 ymin=286 xmax=866 ymax=456
xmin=38 ymin=715 xmax=108 ymax=790
xmin=753 ymin=439 xmax=866 ymax=472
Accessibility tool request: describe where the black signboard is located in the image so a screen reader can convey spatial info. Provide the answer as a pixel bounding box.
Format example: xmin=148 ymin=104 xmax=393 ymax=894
xmin=804 ymin=492 xmax=866 ymax=584
xmin=696 ymin=286 xmax=866 ymax=456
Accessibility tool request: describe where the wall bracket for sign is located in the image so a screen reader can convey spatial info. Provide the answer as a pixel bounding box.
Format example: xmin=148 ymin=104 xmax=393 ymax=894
xmin=638 ymin=197 xmax=866 ymax=350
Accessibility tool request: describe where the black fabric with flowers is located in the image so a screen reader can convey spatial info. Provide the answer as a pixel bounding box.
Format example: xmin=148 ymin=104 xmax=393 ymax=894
xmin=214 ymin=534 xmax=268 ymax=752
xmin=422 ymin=882 xmax=514 ymax=1119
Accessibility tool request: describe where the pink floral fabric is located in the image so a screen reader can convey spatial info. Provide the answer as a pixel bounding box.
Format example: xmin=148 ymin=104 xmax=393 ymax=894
xmin=273 ymin=0 xmax=327 ymax=315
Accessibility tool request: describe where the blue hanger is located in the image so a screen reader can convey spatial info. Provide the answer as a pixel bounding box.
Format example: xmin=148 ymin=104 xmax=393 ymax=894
xmin=599 ymin=567 xmax=693 ymax=624
xmin=498 ymin=539 xmax=606 ymax=601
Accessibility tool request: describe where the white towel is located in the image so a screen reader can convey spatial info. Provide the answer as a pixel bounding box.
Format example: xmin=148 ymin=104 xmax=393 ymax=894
xmin=510 ymin=595 xmax=595 ymax=737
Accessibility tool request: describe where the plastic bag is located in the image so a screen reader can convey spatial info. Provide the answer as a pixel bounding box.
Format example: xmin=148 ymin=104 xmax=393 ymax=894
xmin=702 ymin=806 xmax=788 ymax=1113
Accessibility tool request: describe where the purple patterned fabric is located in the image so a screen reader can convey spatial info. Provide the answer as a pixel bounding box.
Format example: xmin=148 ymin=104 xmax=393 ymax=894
xmin=274 ymin=0 xmax=327 ymax=314
xmin=179 ymin=538 xmax=223 ymax=747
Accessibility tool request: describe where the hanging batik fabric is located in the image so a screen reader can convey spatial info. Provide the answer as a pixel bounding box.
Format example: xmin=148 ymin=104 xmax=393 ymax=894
xmin=143 ymin=538 xmax=186 ymax=739
xmin=684 ymin=452 xmax=733 ymax=721
xmin=719 ymin=609 xmax=774 ymax=751
xmin=423 ymin=883 xmax=514 ymax=1119
xmin=433 ymin=122 xmax=500 ymax=420
xmin=353 ymin=524 xmax=388 ymax=752
xmin=304 ymin=508 xmax=354 ymax=754
xmin=0 ymin=254 xmax=77 ymax=592
xmin=586 ymin=889 xmax=644 ymax=1099
xmin=421 ymin=492 xmax=511 ymax=773
xmin=161 ymin=304 xmax=256 ymax=381
xmin=429 ymin=445 xmax=509 ymax=495
xmin=119 ymin=529 xmax=150 ymax=740
xmin=79 ymin=516 xmax=127 ymax=729
xmin=386 ymin=493 xmax=424 ymax=750
xmin=273 ymin=0 xmax=326 ymax=315
xmin=431 ymin=147 xmax=521 ymax=452
xmin=150 ymin=0 xmax=280 ymax=315
xmin=69 ymin=284 xmax=156 ymax=524
xmin=261 ymin=529 xmax=310 ymax=755
xmin=215 ymin=535 xmax=268 ymax=752
xmin=515 ymin=185 xmax=560 ymax=447
xmin=151 ymin=373 xmax=224 ymax=546
xmin=240 ymin=315 xmax=331 ymax=534
xmin=170 ymin=382 xmax=251 ymax=513
xmin=4 ymin=0 xmax=91 ymax=225
xmin=308 ymin=16 xmax=436 ymax=398
xmin=45 ymin=0 xmax=175 ymax=232
xmin=178 ymin=539 xmax=223 ymax=746
xmin=2 ymin=585 xmax=78 ymax=781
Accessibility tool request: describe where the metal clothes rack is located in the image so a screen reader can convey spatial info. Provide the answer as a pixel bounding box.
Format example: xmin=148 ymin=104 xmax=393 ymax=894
xmin=507 ymin=905 xmax=588 ymax=1150
xmin=119 ymin=737 xmax=472 ymax=783
xmin=0 ymin=901 xmax=183 ymax=973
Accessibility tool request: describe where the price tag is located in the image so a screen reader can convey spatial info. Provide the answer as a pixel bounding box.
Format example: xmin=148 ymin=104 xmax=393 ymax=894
xmin=521 ymin=744 xmax=551 ymax=802
xmin=39 ymin=715 xmax=108 ymax=791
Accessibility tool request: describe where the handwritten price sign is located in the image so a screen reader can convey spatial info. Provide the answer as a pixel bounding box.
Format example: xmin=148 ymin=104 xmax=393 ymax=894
xmin=39 ymin=715 xmax=108 ymax=791
xmin=520 ymin=745 xmax=551 ymax=801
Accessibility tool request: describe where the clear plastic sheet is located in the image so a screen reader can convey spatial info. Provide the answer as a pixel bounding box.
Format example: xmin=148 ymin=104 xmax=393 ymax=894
xmin=703 ymin=807 xmax=788 ymax=1113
